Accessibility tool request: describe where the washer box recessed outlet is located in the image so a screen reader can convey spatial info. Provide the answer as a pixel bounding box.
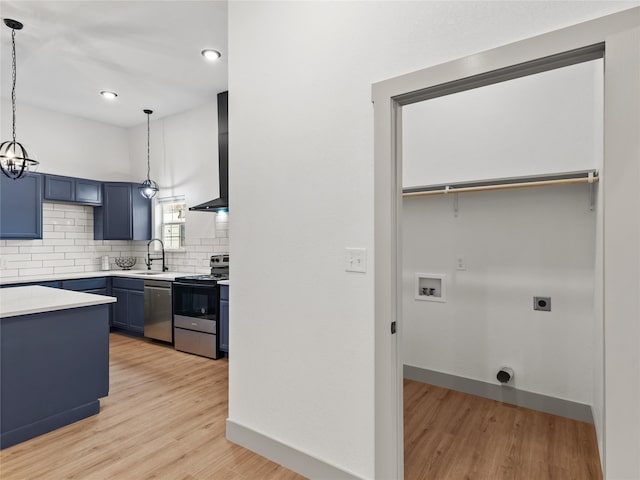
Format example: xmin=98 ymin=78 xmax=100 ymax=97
xmin=415 ymin=273 xmax=446 ymax=302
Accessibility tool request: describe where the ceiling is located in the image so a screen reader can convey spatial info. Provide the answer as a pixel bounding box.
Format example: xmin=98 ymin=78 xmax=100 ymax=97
xmin=0 ymin=1 xmax=228 ymax=127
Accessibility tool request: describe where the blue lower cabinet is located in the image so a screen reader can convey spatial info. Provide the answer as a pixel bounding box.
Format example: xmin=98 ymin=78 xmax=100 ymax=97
xmin=219 ymin=285 xmax=229 ymax=354
xmin=60 ymin=278 xmax=106 ymax=291
xmin=128 ymin=290 xmax=144 ymax=334
xmin=111 ymin=288 xmax=129 ymax=330
xmin=111 ymin=278 xmax=144 ymax=334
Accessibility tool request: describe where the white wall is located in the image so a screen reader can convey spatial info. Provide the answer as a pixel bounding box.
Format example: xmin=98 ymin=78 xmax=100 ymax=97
xmin=401 ymin=59 xmax=603 ymax=406
xmin=228 ymin=2 xmax=634 ymax=478
xmin=402 ymin=186 xmax=597 ymax=403
xmin=127 ymin=102 xmax=219 ymax=244
xmin=402 ymin=60 xmax=603 ymax=187
xmin=0 ymin=102 xmax=131 ymax=180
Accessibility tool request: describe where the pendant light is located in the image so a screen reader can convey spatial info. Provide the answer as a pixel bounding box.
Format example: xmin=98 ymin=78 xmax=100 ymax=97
xmin=139 ymin=109 xmax=158 ymax=199
xmin=0 ymin=19 xmax=38 ymax=180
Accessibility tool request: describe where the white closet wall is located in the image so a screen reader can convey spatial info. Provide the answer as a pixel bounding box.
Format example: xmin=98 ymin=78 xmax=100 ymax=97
xmin=402 ymin=59 xmax=603 ymax=405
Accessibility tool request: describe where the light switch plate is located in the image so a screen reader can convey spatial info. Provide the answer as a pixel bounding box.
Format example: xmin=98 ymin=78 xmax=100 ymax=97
xmin=345 ymin=248 xmax=367 ymax=273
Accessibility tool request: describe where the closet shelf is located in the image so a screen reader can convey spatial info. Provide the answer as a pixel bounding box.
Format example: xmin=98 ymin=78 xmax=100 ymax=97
xmin=402 ymin=170 xmax=598 ymax=197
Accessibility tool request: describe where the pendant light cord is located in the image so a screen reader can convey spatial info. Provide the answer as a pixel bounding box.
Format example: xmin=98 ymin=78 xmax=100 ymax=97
xmin=146 ymin=112 xmax=151 ymax=179
xmin=11 ymin=28 xmax=17 ymax=144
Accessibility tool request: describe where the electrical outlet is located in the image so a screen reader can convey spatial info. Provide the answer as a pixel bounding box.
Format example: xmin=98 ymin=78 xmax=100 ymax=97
xmin=534 ymin=296 xmax=551 ymax=311
xmin=456 ymin=257 xmax=466 ymax=271
xmin=345 ymin=248 xmax=367 ymax=273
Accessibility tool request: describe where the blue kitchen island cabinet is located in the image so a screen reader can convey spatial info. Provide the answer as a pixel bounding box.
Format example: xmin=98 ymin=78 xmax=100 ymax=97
xmin=94 ymin=183 xmax=151 ymax=240
xmin=219 ymin=285 xmax=229 ymax=354
xmin=0 ymin=172 xmax=43 ymax=239
xmin=0 ymin=286 xmax=114 ymax=449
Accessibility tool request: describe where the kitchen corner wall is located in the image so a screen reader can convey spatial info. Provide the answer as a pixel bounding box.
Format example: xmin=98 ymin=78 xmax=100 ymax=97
xmin=0 ymin=204 xmax=228 ymax=280
xmin=0 ymin=101 xmax=226 ymax=281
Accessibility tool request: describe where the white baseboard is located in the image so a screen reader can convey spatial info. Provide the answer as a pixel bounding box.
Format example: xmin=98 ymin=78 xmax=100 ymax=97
xmin=226 ymin=419 xmax=365 ymax=480
xmin=404 ymin=364 xmax=594 ymax=423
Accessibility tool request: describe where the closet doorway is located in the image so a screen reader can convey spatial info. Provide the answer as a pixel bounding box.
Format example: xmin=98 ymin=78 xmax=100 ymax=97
xmin=372 ymin=9 xmax=640 ymax=480
xmin=400 ymin=56 xmax=603 ymax=480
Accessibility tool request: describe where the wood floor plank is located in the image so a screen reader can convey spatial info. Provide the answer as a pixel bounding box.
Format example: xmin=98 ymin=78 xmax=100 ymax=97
xmin=404 ymin=378 xmax=603 ymax=480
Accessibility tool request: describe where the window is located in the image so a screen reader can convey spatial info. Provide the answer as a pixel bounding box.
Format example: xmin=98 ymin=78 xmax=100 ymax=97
xmin=157 ymin=197 xmax=186 ymax=250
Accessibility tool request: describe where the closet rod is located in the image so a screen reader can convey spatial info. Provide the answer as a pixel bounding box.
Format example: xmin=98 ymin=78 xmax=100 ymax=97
xmin=403 ymin=171 xmax=598 ymax=198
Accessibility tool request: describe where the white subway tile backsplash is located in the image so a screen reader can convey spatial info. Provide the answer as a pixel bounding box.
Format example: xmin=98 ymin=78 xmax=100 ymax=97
xmin=52 ymin=203 xmax=81 ymax=211
xmin=53 ymin=266 xmax=85 ymax=274
xmin=31 ymin=253 xmax=66 ymax=261
xmin=19 ymin=246 xmax=55 ymax=254
xmin=64 ymin=232 xmax=91 ymax=240
xmin=18 ymin=267 xmax=54 ymax=276
xmin=43 ymin=232 xmax=67 ymax=239
xmin=8 ymin=260 xmax=40 ymax=269
xmin=0 ymin=269 xmax=20 ymax=278
xmin=54 ymin=245 xmax=85 ymax=253
xmin=43 ymin=259 xmax=76 ymax=268
xmin=73 ymin=258 xmax=100 ymax=266
xmin=42 ymin=239 xmax=75 ymax=246
xmin=0 ymin=203 xmax=230 ymax=281
xmin=65 ymin=252 xmax=102 ymax=260
xmin=53 ymin=225 xmax=85 ymax=233
xmin=45 ymin=211 xmax=68 ymax=219
xmin=6 ymin=239 xmax=44 ymax=247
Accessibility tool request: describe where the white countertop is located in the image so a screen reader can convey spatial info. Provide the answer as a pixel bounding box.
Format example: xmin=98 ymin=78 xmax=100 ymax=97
xmin=217 ymin=280 xmax=229 ymax=286
xmin=0 ymin=270 xmax=190 ymax=286
xmin=1 ymin=286 xmax=117 ymax=318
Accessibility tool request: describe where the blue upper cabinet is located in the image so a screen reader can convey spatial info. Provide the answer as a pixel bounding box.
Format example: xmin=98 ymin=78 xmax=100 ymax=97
xmin=75 ymin=179 xmax=102 ymax=205
xmin=0 ymin=173 xmax=43 ymax=239
xmin=44 ymin=174 xmax=102 ymax=205
xmin=94 ymin=183 xmax=151 ymax=240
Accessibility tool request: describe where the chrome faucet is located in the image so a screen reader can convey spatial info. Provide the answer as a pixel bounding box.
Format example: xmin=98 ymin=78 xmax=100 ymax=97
xmin=146 ymin=238 xmax=168 ymax=271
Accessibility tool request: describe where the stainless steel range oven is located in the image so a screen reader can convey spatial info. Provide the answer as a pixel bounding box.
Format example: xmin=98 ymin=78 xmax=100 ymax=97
xmin=172 ymin=254 xmax=228 ymax=359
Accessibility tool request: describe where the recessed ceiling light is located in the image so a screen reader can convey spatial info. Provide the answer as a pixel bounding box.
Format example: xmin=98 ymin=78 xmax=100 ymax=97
xmin=100 ymin=90 xmax=118 ymax=100
xmin=201 ymin=49 xmax=221 ymax=61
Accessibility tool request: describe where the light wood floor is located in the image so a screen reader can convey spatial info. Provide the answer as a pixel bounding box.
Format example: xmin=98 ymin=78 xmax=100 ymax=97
xmin=0 ymin=333 xmax=305 ymax=480
xmin=1 ymin=334 xmax=603 ymax=480
xmin=404 ymin=379 xmax=603 ymax=480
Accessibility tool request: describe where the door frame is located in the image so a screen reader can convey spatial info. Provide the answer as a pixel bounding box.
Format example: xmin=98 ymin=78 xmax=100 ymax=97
xmin=372 ymin=7 xmax=640 ymax=479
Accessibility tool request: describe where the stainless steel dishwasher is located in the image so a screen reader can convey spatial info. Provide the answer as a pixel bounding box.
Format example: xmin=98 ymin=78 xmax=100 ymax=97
xmin=144 ymin=279 xmax=173 ymax=343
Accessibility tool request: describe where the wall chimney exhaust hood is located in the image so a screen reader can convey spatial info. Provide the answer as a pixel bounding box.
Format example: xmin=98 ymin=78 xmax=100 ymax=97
xmin=190 ymin=91 xmax=228 ymax=212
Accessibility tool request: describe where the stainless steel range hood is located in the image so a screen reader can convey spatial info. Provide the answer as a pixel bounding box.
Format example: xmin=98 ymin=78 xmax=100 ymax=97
xmin=190 ymin=91 xmax=228 ymax=212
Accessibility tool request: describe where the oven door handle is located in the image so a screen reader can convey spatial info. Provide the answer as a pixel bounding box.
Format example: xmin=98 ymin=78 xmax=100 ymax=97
xmin=173 ymin=282 xmax=218 ymax=288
